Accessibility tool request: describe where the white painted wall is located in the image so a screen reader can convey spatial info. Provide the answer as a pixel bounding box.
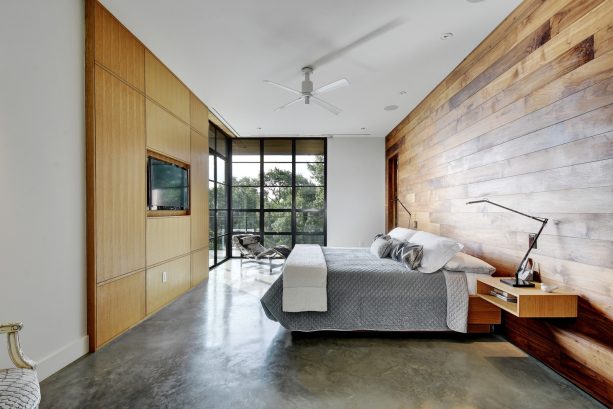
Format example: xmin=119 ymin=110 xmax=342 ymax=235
xmin=327 ymin=137 xmax=385 ymax=247
xmin=0 ymin=0 xmax=88 ymax=380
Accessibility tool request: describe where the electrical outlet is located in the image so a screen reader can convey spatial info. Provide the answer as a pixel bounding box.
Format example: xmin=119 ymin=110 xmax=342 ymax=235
xmin=162 ymin=271 xmax=167 ymax=283
xmin=414 ymin=220 xmax=418 ymax=229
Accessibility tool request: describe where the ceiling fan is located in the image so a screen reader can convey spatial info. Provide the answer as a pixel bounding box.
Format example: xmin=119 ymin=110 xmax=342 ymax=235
xmin=264 ymin=67 xmax=349 ymax=115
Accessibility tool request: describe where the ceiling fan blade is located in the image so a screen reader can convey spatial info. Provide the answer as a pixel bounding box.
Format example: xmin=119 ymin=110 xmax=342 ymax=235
xmin=308 ymin=17 xmax=406 ymax=68
xmin=263 ymin=80 xmax=302 ymax=95
xmin=311 ymin=96 xmax=342 ymax=115
xmin=274 ymin=96 xmax=305 ymax=112
xmin=312 ymin=78 xmax=349 ymax=95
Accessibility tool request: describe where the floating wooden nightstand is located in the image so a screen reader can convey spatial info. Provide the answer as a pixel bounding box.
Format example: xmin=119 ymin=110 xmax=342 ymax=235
xmin=476 ymin=276 xmax=578 ymax=318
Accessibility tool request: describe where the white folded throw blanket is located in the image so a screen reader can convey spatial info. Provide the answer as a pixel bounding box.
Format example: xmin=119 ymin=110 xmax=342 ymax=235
xmin=282 ymin=244 xmax=328 ymax=312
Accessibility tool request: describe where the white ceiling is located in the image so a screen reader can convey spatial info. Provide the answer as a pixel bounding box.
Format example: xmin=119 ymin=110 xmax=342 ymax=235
xmin=100 ymin=0 xmax=521 ymax=138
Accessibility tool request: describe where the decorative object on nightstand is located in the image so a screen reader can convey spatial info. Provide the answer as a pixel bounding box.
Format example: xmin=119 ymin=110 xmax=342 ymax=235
xmin=540 ymin=283 xmax=559 ymax=293
xmin=0 ymin=322 xmax=41 ymax=409
xmin=466 ymin=199 xmax=548 ymax=288
xmin=395 ymin=196 xmax=413 ymax=228
xmin=518 ymin=257 xmax=534 ymax=282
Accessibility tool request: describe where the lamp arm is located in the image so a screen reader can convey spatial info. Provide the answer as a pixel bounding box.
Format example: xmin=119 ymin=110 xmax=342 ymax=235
xmin=514 ymin=218 xmax=548 ymax=283
xmin=395 ymin=197 xmax=412 ymax=228
xmin=466 ymin=199 xmax=547 ymax=223
xmin=395 ymin=197 xmax=412 ymax=217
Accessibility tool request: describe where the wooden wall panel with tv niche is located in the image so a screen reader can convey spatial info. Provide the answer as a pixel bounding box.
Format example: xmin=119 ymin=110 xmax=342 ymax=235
xmin=385 ymin=0 xmax=613 ymax=405
xmin=86 ymin=0 xmax=212 ymax=350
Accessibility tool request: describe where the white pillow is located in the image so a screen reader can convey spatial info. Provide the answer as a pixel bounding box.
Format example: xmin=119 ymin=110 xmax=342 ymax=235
xmin=409 ymin=231 xmax=463 ymax=274
xmin=387 ymin=227 xmax=418 ymax=242
xmin=443 ymin=252 xmax=496 ymax=275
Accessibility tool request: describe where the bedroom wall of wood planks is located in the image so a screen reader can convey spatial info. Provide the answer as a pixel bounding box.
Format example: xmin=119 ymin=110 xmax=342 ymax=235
xmin=385 ymin=0 xmax=612 ymax=405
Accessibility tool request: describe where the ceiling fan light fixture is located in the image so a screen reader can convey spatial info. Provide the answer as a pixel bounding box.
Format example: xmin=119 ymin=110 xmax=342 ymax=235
xmin=264 ymin=67 xmax=348 ymax=115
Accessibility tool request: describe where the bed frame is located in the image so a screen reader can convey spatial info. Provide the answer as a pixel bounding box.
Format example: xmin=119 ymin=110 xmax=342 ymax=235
xmin=467 ymin=295 xmax=501 ymax=333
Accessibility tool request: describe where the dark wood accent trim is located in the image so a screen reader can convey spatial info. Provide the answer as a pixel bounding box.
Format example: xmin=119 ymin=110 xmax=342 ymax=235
xmin=147 ymin=210 xmax=189 ymax=217
xmin=147 ymin=149 xmax=190 ymax=169
xmin=386 ymin=155 xmax=398 ymax=231
xmin=85 ymin=0 xmax=97 ymax=353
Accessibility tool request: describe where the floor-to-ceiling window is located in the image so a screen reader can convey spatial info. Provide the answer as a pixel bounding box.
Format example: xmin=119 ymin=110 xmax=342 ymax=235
xmin=230 ymin=138 xmax=326 ymax=256
xmin=209 ymin=124 xmax=230 ymax=267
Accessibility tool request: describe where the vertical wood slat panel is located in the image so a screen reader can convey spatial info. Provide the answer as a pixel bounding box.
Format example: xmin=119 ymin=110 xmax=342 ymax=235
xmin=146 ymin=255 xmax=191 ymax=315
xmin=146 ymin=99 xmax=191 ymax=163
xmin=386 ymin=0 xmax=613 ymax=406
xmin=190 ymin=128 xmax=209 ymax=251
xmin=144 ymin=50 xmax=190 ymax=122
xmin=96 ymin=271 xmax=145 ymax=347
xmin=94 ymin=1 xmax=144 ymax=90
xmin=190 ymin=93 xmax=210 ymax=136
xmin=146 ymin=216 xmax=191 ymax=266
xmin=94 ymin=66 xmax=146 ymax=283
xmin=191 ymin=248 xmax=209 ymax=287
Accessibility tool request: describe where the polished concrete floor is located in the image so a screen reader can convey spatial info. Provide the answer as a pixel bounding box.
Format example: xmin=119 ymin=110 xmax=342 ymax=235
xmin=40 ymin=259 xmax=604 ymax=409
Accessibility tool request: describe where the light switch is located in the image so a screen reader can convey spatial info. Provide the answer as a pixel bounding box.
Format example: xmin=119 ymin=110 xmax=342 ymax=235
xmin=162 ymin=271 xmax=167 ymax=283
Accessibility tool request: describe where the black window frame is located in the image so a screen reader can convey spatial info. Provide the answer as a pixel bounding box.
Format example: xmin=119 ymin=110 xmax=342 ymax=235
xmin=209 ymin=123 xmax=231 ymax=269
xmin=229 ymin=138 xmax=327 ymax=257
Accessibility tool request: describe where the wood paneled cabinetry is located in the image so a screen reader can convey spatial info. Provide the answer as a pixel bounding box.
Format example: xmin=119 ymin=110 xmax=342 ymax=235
xmin=94 ymin=66 xmax=146 ymax=283
xmin=93 ymin=2 xmax=144 ymax=91
xmin=190 ymin=128 xmax=209 ymax=251
xmin=146 ymin=99 xmax=191 ymax=163
xmin=96 ymin=271 xmax=146 ymax=346
xmin=191 ymin=248 xmax=209 ymax=287
xmin=146 ymin=217 xmax=191 ymax=266
xmin=146 ymin=255 xmax=191 ymax=314
xmin=87 ymin=0 xmax=210 ymax=350
xmin=145 ymin=50 xmax=190 ymax=123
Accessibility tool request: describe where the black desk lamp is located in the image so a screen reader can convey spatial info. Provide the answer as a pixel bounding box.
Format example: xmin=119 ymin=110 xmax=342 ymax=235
xmin=395 ymin=196 xmax=412 ymax=227
xmin=466 ymin=199 xmax=548 ymax=288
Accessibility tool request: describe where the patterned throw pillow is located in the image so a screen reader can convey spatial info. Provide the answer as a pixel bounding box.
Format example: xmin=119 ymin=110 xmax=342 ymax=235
xmin=370 ymin=235 xmax=393 ymax=258
xmin=390 ymin=241 xmax=424 ymax=270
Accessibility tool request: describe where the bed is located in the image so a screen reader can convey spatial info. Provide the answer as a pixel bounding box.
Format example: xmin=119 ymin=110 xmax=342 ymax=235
xmin=261 ymin=246 xmax=500 ymax=334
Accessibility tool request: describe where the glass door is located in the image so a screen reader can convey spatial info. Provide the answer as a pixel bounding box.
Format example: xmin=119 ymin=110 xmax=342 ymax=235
xmin=208 ymin=124 xmax=230 ymax=268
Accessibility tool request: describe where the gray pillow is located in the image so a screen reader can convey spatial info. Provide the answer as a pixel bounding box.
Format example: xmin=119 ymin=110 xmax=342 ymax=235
xmin=389 ymin=241 xmax=424 ymax=270
xmin=370 ymin=236 xmax=393 ymax=258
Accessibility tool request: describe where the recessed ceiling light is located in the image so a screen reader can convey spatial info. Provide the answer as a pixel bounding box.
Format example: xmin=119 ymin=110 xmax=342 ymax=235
xmin=361 ymin=127 xmax=367 ymax=130
xmin=466 ymin=0 xmax=485 ymax=3
xmin=384 ymin=105 xmax=398 ymax=111
xmin=399 ymin=90 xmax=407 ymax=95
xmin=441 ymin=32 xmax=454 ymax=40
xmin=257 ymin=127 xmax=262 ymax=130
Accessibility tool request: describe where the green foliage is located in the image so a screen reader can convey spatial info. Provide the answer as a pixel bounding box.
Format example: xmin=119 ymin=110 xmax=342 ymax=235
xmin=212 ymin=153 xmax=325 ymax=245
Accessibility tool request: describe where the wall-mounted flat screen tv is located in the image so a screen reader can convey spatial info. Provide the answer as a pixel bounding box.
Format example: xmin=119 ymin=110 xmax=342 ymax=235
xmin=147 ymin=156 xmax=189 ymax=211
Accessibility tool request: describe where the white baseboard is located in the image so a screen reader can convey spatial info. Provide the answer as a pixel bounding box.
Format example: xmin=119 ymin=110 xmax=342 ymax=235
xmin=37 ymin=335 xmax=89 ymax=381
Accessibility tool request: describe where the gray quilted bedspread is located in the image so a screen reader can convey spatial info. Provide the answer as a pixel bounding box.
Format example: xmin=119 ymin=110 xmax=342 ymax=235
xmin=261 ymin=247 xmax=469 ymax=333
